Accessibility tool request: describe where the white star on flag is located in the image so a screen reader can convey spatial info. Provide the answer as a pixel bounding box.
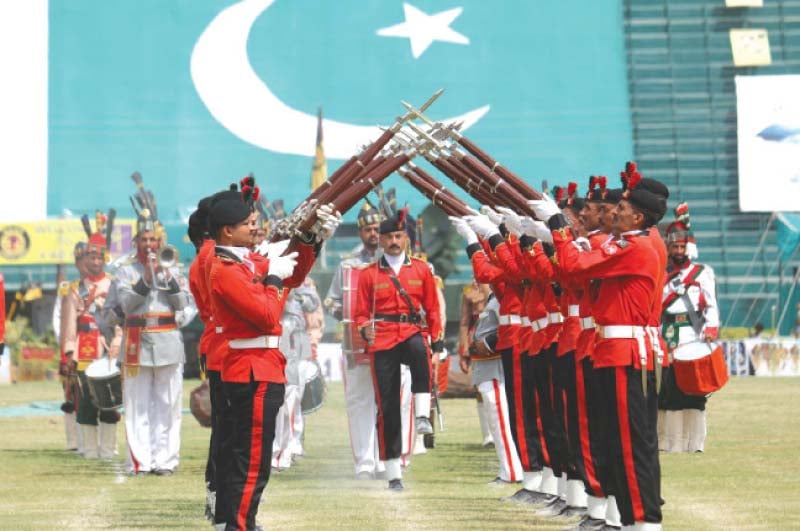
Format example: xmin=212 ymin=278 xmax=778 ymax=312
xmin=377 ymin=3 xmax=469 ymax=59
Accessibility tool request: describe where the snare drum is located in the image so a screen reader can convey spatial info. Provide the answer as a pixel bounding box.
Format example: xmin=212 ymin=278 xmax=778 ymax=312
xmin=672 ymin=341 xmax=729 ymax=395
xmin=299 ymin=360 xmax=326 ymax=415
xmin=84 ymin=357 xmax=123 ymax=411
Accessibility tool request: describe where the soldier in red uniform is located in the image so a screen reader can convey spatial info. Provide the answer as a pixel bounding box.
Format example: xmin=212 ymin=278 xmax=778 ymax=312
xmin=207 ymin=185 xmax=336 ymax=531
xmin=530 ymin=163 xmax=669 ymax=531
xmin=187 ymin=195 xmax=218 ymax=518
xmin=355 ymin=210 xmax=443 ymax=491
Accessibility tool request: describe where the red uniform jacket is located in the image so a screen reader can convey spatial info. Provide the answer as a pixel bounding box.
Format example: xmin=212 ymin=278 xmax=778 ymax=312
xmin=575 ymin=230 xmax=613 ymax=361
xmin=208 ymin=243 xmax=317 ymax=382
xmin=468 ymin=244 xmax=522 ymax=352
xmin=355 ymin=254 xmax=442 ymax=353
xmin=553 ymin=228 xmax=661 ymax=369
xmin=189 ymin=240 xmax=215 ymax=359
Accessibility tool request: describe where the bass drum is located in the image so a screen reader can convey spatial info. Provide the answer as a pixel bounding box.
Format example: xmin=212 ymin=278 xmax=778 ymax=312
xmin=84 ymin=357 xmax=123 ymax=411
xmin=672 ymin=341 xmax=729 ymax=395
xmin=299 ymin=360 xmax=326 ymax=415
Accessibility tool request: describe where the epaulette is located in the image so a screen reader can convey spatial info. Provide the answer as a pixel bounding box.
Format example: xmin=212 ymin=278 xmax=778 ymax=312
xmin=58 ymin=281 xmax=71 ymax=297
xmin=354 ymin=262 xmax=372 ymax=271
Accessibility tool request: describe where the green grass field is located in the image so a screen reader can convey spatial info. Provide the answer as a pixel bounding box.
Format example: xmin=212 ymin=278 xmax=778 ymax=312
xmin=1 ymin=376 xmax=798 ymax=530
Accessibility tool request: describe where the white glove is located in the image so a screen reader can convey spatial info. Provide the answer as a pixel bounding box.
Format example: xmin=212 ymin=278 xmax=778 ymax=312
xmin=520 ymin=217 xmax=553 ymax=243
xmin=527 ymin=194 xmax=561 ymax=221
xmin=496 ymin=206 xmax=523 ymax=236
xmin=254 ymin=240 xmax=270 ymax=257
xmin=268 ymin=251 xmax=298 ymax=280
xmin=449 ymin=216 xmax=479 ymax=245
xmin=314 ymin=203 xmax=342 ymax=241
xmin=479 ymin=205 xmax=504 ymax=226
xmin=466 ymin=214 xmax=500 ymax=239
xmin=266 ymin=238 xmax=291 ymax=258
xmin=572 ymin=237 xmax=591 ymax=251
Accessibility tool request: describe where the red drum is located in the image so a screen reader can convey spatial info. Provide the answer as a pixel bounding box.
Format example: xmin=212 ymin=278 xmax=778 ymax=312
xmin=672 ymin=341 xmax=729 ymax=395
xmin=342 ymin=265 xmax=369 ymax=365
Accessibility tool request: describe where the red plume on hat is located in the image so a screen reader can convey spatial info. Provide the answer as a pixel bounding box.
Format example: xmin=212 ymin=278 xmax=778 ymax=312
xmin=567 ymin=182 xmax=578 ymax=206
xmin=621 ymin=161 xmax=642 ymax=198
xmin=553 ymin=186 xmax=565 ymax=203
xmin=240 ymin=174 xmax=260 ymax=205
xmin=588 ymin=176 xmax=598 ymax=195
xmin=397 ymin=206 xmax=407 ymax=229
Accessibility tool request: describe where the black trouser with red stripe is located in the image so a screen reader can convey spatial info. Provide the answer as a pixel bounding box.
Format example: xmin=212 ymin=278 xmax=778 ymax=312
xmin=500 ymin=348 xmax=543 ymax=472
xmin=371 ymin=333 xmax=430 ymax=460
xmin=575 ymin=357 xmax=608 ymax=498
xmin=219 ymin=379 xmax=284 ymax=531
xmin=553 ymin=351 xmax=581 ymax=481
xmin=597 ymin=366 xmax=661 ymax=526
xmin=531 ymin=344 xmax=569 ymax=477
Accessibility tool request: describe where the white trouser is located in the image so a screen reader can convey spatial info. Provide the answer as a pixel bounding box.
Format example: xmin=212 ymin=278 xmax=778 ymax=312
xmin=343 ymin=362 xmax=379 ymax=475
xmin=477 ymin=378 xmax=523 ymax=482
xmin=684 ymin=409 xmax=706 ymax=452
xmin=272 ymin=384 xmax=299 ymax=469
xmin=661 ymin=410 xmax=687 ymax=453
xmin=64 ymin=411 xmax=78 ymax=450
xmin=124 ymin=364 xmax=183 ymax=473
xmin=289 ymin=381 xmax=305 ymax=456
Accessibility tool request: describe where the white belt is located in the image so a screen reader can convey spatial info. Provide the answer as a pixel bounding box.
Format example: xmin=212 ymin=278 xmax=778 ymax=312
xmin=215 ymin=326 xmax=223 ymax=334
xmin=229 ymin=335 xmax=281 ymax=349
xmin=597 ymin=325 xmax=647 ymax=368
xmin=579 ymin=317 xmax=595 ymax=331
xmin=498 ymin=314 xmax=522 ymax=326
xmin=521 ymin=316 xmax=531 ymax=326
xmin=548 ymin=312 xmax=563 ymax=325
xmin=568 ymin=305 xmax=580 ymax=317
xmin=532 ymin=317 xmax=549 ymax=332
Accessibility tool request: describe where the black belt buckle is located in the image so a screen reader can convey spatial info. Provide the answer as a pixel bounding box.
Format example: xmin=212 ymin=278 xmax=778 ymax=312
xmin=398 ymin=314 xmax=409 ymax=323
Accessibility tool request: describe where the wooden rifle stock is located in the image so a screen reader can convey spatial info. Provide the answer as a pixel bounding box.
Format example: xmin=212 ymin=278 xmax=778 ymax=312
xmin=454 ymin=135 xmax=542 ymax=201
xmin=456 ymin=152 xmax=539 ymax=219
xmin=426 ymin=154 xmax=497 ymax=207
xmin=398 ymin=167 xmax=470 ymax=217
xmin=407 ymin=165 xmax=472 ymax=216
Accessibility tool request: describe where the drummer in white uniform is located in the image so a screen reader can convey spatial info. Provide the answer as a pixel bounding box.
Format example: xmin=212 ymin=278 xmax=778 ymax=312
xmin=659 ymin=202 xmax=719 ymax=453
xmin=60 ymin=212 xmax=122 ymax=459
xmin=116 ymin=187 xmax=194 ymax=475
xmin=324 ymin=202 xmax=416 ymax=478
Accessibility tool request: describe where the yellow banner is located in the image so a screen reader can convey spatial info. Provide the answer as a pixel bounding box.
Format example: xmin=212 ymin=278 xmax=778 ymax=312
xmin=0 ymin=219 xmax=136 ymax=265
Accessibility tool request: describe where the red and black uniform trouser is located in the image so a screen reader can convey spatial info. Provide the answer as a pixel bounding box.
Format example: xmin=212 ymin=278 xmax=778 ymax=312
xmin=530 ymin=344 xmax=569 ymax=478
xmin=597 ymin=366 xmax=662 ymax=526
xmin=501 ymin=348 xmax=543 ymax=473
xmin=371 ymin=333 xmax=430 ymax=460
xmin=575 ymin=357 xmax=608 ymax=498
xmin=218 ymin=377 xmax=284 ymax=531
xmin=553 ymin=351 xmax=582 ymax=482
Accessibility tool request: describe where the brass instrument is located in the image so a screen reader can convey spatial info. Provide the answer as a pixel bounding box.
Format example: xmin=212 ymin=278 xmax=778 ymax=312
xmin=148 ymin=245 xmax=179 ymax=290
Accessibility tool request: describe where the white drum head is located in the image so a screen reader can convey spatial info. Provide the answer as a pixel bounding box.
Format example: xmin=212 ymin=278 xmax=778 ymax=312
xmin=85 ymin=358 xmax=120 ymax=379
xmin=674 ymin=341 xmax=717 ymax=362
xmin=298 ymin=359 xmax=321 ymax=384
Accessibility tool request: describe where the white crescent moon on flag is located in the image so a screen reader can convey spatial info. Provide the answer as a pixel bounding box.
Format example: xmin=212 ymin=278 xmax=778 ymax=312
xmin=190 ymin=0 xmax=490 ymax=159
